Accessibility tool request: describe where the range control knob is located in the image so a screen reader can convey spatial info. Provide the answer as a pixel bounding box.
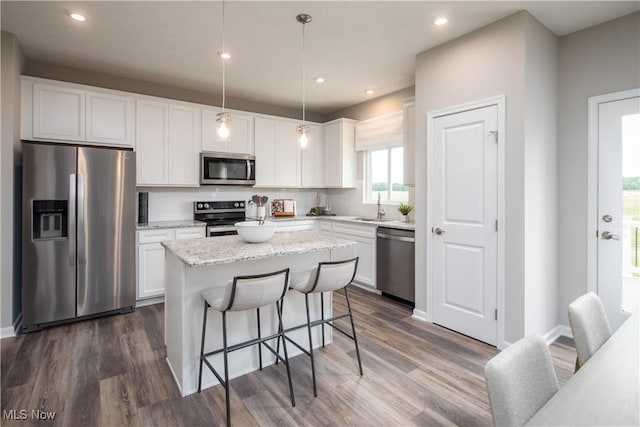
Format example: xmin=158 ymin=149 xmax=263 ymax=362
xmin=239 ymin=202 xmax=244 ymax=208
xmin=197 ymin=203 xmax=203 ymax=209
xmin=204 ymin=203 xmax=210 ymax=209
xmin=234 ymin=202 xmax=240 ymax=208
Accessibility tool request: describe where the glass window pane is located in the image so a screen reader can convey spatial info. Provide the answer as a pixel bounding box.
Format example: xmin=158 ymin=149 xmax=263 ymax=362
xmin=390 ymin=147 xmax=408 ymax=202
xmin=371 ymin=149 xmax=388 ymax=202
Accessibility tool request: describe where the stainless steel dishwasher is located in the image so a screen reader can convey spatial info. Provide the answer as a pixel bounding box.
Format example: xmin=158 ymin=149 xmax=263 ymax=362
xmin=376 ymin=227 xmax=415 ymax=305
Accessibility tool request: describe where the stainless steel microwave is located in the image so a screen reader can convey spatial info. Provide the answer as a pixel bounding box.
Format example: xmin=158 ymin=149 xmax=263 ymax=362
xmin=200 ymin=152 xmax=256 ymax=185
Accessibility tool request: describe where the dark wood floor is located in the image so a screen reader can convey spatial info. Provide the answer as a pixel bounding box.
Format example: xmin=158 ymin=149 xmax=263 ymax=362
xmin=1 ymin=287 xmax=576 ymax=426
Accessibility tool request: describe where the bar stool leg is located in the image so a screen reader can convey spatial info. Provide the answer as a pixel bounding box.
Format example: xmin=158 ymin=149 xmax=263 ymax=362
xmin=305 ymin=293 xmax=318 ymax=397
xmin=275 ymin=299 xmax=283 ymax=365
xmin=277 ymin=299 xmax=296 ymax=407
xmin=344 ymin=287 xmax=363 ymax=376
xmin=321 ymin=293 xmax=325 ymax=348
xmin=222 ymin=311 xmax=231 ymax=427
xmin=257 ymin=307 xmax=263 ymax=370
xmin=198 ymin=301 xmax=209 ymax=393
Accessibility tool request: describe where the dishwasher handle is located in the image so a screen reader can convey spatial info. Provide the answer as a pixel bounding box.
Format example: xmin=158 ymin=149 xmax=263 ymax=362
xmin=377 ymin=232 xmax=415 ymax=243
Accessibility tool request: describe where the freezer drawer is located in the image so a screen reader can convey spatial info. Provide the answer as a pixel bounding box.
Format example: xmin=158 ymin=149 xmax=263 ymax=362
xmin=376 ymin=227 xmax=415 ymax=305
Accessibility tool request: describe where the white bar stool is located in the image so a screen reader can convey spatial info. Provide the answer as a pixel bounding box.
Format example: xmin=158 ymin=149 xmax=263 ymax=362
xmin=279 ymin=257 xmax=363 ymax=397
xmin=197 ymin=268 xmax=295 ymax=427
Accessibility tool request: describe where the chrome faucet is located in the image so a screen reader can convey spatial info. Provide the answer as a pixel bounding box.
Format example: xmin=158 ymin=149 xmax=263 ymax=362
xmin=377 ymin=194 xmax=385 ymax=220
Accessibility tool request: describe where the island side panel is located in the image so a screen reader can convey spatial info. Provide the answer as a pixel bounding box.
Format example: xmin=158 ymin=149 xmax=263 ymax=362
xmin=175 ymin=249 xmax=335 ymax=396
xmin=165 ymin=251 xmax=187 ymax=395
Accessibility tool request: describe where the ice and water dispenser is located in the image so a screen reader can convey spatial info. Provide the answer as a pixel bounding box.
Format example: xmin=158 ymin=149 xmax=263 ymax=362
xmin=32 ymin=200 xmax=68 ymax=240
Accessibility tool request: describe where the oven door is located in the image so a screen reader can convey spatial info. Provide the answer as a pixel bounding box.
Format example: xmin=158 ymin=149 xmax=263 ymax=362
xmin=207 ymin=225 xmax=238 ymax=237
xmin=200 ymin=152 xmax=255 ymax=185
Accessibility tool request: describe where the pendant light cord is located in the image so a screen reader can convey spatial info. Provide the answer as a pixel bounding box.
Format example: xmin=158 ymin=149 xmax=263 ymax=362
xmin=221 ymin=0 xmax=226 ymax=113
xmin=301 ymin=20 xmax=306 ymax=125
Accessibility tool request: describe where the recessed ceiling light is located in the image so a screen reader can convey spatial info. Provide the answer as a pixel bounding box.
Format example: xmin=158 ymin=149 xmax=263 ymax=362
xmin=434 ymin=16 xmax=448 ymax=26
xmin=365 ymin=89 xmax=374 ymax=95
xmin=315 ymin=77 xmax=326 ymax=84
xmin=220 ymin=52 xmax=231 ymax=60
xmin=69 ymin=12 xmax=86 ymax=22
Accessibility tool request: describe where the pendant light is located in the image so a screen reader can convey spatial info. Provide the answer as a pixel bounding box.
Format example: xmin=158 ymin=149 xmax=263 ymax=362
xmin=296 ymin=14 xmax=312 ymax=149
xmin=216 ymin=0 xmax=231 ymax=140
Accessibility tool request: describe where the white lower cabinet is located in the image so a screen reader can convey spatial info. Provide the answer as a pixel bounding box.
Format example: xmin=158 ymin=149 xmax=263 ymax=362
xmin=274 ymin=220 xmax=317 ymax=232
xmin=318 ymin=220 xmax=332 ymax=235
xmin=136 ymin=227 xmax=206 ymax=300
xmin=326 ymin=221 xmax=377 ymax=289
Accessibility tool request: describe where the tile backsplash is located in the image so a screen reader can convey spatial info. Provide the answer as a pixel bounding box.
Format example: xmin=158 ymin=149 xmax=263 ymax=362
xmin=138 ymin=187 xmax=324 ymax=222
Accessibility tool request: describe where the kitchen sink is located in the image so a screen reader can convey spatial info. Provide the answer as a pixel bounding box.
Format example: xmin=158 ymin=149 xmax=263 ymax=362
xmin=353 ymin=217 xmax=392 ymax=222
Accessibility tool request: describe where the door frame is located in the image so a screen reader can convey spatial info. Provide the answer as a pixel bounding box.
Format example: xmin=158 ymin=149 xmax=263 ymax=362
xmin=587 ymin=88 xmax=640 ymax=294
xmin=426 ymin=95 xmax=506 ymax=349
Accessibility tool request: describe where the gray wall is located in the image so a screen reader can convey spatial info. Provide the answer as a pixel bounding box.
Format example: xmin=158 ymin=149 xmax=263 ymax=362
xmin=557 ymin=12 xmax=640 ymax=324
xmin=523 ymin=16 xmax=559 ymax=336
xmin=326 ymin=86 xmax=417 ymax=221
xmin=1 ymin=31 xmax=25 ymax=332
xmin=415 ymin=12 xmax=529 ymax=344
xmin=326 ymin=86 xmax=415 ymax=121
xmin=24 ymin=60 xmax=327 ymax=123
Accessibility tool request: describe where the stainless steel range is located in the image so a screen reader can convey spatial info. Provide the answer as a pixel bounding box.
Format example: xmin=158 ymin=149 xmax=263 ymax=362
xmin=194 ymin=200 xmax=246 ymax=237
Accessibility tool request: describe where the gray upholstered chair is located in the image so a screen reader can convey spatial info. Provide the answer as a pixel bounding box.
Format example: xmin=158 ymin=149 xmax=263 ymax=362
xmin=197 ymin=269 xmax=295 ymax=427
xmin=568 ymin=292 xmax=612 ymax=371
xmin=484 ymin=334 xmax=559 ymax=427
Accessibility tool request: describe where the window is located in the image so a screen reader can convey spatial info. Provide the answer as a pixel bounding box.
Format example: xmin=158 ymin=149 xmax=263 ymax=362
xmin=364 ymin=146 xmax=408 ymax=203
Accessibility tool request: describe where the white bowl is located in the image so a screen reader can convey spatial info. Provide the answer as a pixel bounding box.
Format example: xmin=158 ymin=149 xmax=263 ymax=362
xmin=235 ymin=221 xmax=276 ymax=243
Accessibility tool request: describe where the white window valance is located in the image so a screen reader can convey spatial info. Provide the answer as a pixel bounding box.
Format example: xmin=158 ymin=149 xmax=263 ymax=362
xmin=355 ymin=111 xmax=404 ymax=151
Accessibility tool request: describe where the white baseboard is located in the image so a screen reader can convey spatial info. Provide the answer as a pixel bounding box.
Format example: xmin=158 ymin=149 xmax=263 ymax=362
xmin=1 ymin=326 xmax=16 ymax=339
xmin=411 ymin=309 xmax=429 ymax=322
xmin=543 ymin=324 xmax=573 ymax=344
xmin=351 ymin=282 xmax=381 ymax=295
xmin=1 ymin=312 xmax=21 ymax=339
xmin=499 ymin=325 xmax=572 ymax=350
xmin=136 ymin=296 xmax=164 ymax=308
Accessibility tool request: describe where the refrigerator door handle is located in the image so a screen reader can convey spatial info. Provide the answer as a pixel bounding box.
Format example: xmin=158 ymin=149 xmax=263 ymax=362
xmin=77 ymin=174 xmax=86 ymax=265
xmin=69 ymin=174 xmax=77 ymax=266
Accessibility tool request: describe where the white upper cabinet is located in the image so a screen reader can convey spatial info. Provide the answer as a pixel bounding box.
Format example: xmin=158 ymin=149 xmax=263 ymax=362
xmin=169 ymin=104 xmax=201 ymax=186
xmin=136 ymin=99 xmax=169 ymax=185
xmin=301 ymin=123 xmax=325 ymax=188
xmin=86 ymin=91 xmax=135 ymax=146
xmin=254 ymin=117 xmax=278 ymax=186
xmin=277 ymin=121 xmax=301 ymax=187
xmin=324 ymin=118 xmax=356 ymax=188
xmin=403 ymin=99 xmax=415 ymax=186
xmin=136 ymin=100 xmax=201 ymax=187
xmin=25 ymin=77 xmax=134 ymax=147
xmin=202 ymin=108 xmax=255 ymax=155
xmin=254 ymin=117 xmax=301 ymax=188
xmin=32 ymin=83 xmax=85 ymax=141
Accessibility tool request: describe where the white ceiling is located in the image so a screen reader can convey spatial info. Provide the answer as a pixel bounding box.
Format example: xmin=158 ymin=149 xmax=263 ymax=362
xmin=2 ymin=1 xmax=638 ymax=115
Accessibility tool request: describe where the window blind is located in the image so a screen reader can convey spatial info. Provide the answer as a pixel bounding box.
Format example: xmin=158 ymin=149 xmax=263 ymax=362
xmin=355 ymin=111 xmax=404 ymax=151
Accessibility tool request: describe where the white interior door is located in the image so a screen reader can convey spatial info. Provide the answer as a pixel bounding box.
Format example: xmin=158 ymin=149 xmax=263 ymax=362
xmin=432 ymin=105 xmax=498 ymax=345
xmin=596 ymin=95 xmax=640 ymax=329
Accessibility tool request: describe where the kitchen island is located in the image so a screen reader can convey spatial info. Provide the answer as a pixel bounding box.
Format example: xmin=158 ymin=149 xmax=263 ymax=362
xmin=162 ymin=231 xmax=356 ymax=396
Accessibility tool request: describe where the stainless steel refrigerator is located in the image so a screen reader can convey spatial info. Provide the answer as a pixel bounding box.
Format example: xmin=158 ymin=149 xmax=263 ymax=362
xmin=22 ymin=141 xmax=136 ymax=332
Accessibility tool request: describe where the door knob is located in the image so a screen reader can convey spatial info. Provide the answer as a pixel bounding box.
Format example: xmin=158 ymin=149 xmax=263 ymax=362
xmin=433 ymin=227 xmax=445 ymax=235
xmin=601 ymin=231 xmax=621 ymax=240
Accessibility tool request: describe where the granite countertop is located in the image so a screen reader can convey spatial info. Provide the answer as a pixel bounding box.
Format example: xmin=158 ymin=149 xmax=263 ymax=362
xmin=329 ymin=216 xmax=416 ymax=230
xmin=136 ymin=220 xmax=206 ymax=231
xmin=266 ymin=215 xmax=415 ymax=230
xmin=162 ymin=231 xmax=357 ymax=267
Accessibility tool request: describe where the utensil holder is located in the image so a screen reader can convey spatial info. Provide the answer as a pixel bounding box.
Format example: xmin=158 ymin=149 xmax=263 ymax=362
xmin=138 ymin=192 xmax=148 ymax=224
xmin=257 ymin=206 xmax=266 ymax=219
